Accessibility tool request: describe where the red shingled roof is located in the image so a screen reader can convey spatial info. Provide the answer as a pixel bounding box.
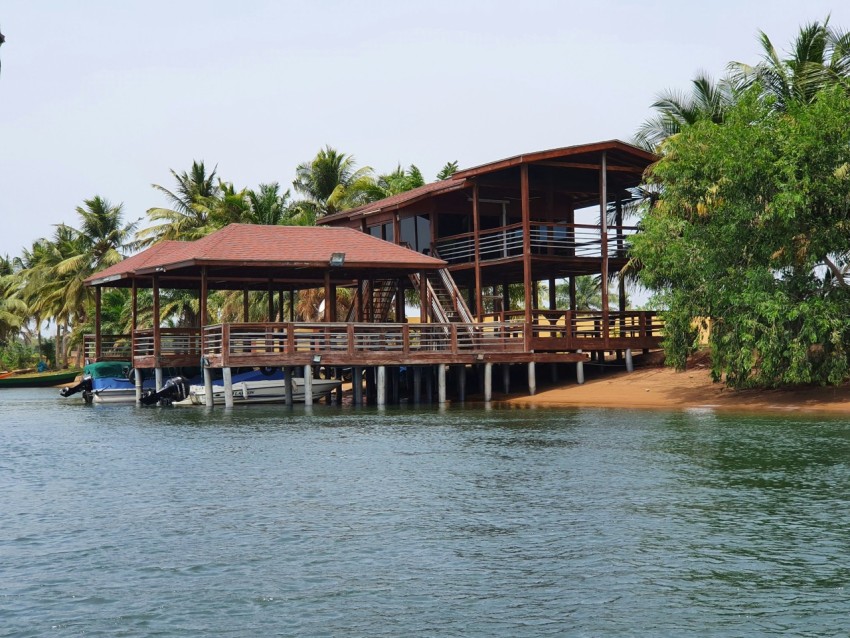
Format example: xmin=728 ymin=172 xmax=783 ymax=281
xmin=86 ymin=224 xmax=445 ymax=286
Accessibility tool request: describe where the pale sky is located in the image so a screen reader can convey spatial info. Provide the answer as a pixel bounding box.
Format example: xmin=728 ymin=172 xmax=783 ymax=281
xmin=1 ymin=0 xmax=848 ymax=259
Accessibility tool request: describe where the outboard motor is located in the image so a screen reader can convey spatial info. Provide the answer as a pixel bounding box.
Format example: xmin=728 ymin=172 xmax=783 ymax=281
xmin=138 ymin=376 xmax=189 ymax=406
xmin=60 ymin=376 xmax=93 ymax=398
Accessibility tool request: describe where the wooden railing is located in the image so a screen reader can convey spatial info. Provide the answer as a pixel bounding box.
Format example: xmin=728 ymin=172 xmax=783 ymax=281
xmin=133 ymin=328 xmax=203 ymax=359
xmin=528 ymin=310 xmax=663 ymax=349
xmin=83 ymin=334 xmax=132 ymax=361
xmin=434 ymin=222 xmax=637 ymax=264
xmin=202 ymin=321 xmax=527 ymax=365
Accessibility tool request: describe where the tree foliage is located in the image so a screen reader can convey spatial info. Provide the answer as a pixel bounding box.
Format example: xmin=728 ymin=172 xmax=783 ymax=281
xmin=633 ymin=85 xmax=850 ymax=387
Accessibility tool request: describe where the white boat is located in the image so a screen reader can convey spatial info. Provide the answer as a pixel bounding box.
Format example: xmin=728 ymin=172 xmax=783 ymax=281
xmin=173 ymin=375 xmax=341 ymax=406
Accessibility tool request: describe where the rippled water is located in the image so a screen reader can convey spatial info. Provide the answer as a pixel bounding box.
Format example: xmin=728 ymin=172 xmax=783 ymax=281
xmin=2 ymin=389 xmax=850 ymax=636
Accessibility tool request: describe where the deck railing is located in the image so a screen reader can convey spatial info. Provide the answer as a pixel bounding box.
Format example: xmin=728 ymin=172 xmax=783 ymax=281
xmin=202 ymin=321 xmax=527 ymax=363
xmin=434 ymin=222 xmax=636 ymax=264
xmin=83 ymin=334 xmax=132 ymax=361
xmin=133 ymin=328 xmax=203 ymax=359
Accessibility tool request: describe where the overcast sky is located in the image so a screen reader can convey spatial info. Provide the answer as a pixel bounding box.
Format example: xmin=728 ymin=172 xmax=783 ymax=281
xmin=1 ymin=0 xmax=848 ymax=259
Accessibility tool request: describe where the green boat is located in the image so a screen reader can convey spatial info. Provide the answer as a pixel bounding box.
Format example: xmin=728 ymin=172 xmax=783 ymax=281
xmin=0 ymin=369 xmax=82 ymax=388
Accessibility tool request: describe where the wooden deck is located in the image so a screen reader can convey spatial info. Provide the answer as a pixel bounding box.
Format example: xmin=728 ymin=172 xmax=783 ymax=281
xmin=84 ymin=312 xmax=662 ymax=370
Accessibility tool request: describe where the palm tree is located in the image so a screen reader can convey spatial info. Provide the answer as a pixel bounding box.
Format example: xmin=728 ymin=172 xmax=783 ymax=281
xmin=634 ymin=72 xmax=737 ymax=151
xmin=246 ymin=182 xmax=292 ymax=225
xmin=0 ymin=255 xmax=27 ymax=345
xmin=729 ymin=18 xmax=850 ymax=110
xmin=137 ymin=161 xmax=220 ymax=245
xmin=437 ymin=161 xmax=459 ymax=180
xmin=293 ymin=146 xmax=375 ymax=217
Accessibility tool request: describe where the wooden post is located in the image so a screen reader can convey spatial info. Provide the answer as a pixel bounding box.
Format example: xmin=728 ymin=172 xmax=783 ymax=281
xmin=94 ymin=286 xmax=102 ymax=361
xmin=521 ymin=164 xmax=532 ymax=332
xmin=324 ymin=271 xmax=332 ymax=322
xmin=200 ymin=266 xmax=208 ymax=362
xmin=457 ymin=365 xmax=466 ymax=403
xmin=549 ymin=278 xmax=557 ymax=311
xmin=132 ymin=278 xmax=138 ymax=364
xmin=419 ymin=271 xmax=428 ymax=322
xmin=600 ymin=151 xmax=609 ymax=348
xmin=268 ymin=281 xmax=275 ymax=322
xmin=243 ymin=287 xmax=250 ymax=322
xmin=289 ymin=290 xmax=296 ymax=321
xmin=152 ymin=273 xmax=161 ymax=369
xmin=473 ymin=182 xmax=483 ymax=320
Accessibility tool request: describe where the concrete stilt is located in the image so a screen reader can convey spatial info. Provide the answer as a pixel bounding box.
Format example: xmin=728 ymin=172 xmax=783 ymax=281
xmin=413 ymin=367 xmax=422 ymax=405
xmin=576 ymin=349 xmax=585 ymax=385
xmin=203 ymin=367 xmax=214 ymax=407
xmin=377 ymin=366 xmax=386 ymax=406
xmin=528 ymin=362 xmax=536 ymax=395
xmin=353 ymin=366 xmax=363 ymax=406
xmin=303 ymin=364 xmax=313 ymax=406
xmin=284 ymin=366 xmax=293 ymax=406
xmin=484 ymin=362 xmax=493 ymax=402
xmin=457 ymin=365 xmax=466 ymax=402
xmin=222 ymin=367 xmax=234 ymax=408
xmin=437 ymin=363 xmax=447 ymax=405
xmin=625 ymin=348 xmax=634 ymax=373
xmin=425 ymin=366 xmax=433 ymax=404
xmin=155 ymin=367 xmax=163 ymax=392
xmin=135 ymin=368 xmax=143 ymax=403
xmin=503 ymin=364 xmax=511 ymax=395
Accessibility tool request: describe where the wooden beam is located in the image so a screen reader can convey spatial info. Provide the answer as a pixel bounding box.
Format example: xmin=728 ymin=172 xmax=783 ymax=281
xmin=536 ymin=160 xmax=645 ymax=174
xmin=95 ymin=286 xmax=102 ymax=361
xmin=600 ymin=151 xmax=609 ymax=348
xmin=473 ymin=182 xmax=483 ymax=320
xmin=521 ymin=164 xmax=532 ymax=335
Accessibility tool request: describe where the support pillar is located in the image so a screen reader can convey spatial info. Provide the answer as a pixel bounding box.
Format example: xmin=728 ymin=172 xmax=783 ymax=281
xmin=155 ymin=367 xmax=163 ymax=392
xmin=503 ymin=364 xmax=511 ymax=394
xmin=456 ymin=365 xmax=466 ymax=403
xmin=413 ymin=367 xmax=422 ymax=405
xmin=484 ymin=362 xmax=492 ymax=402
xmin=377 ymin=365 xmax=386 ymax=406
xmin=222 ymin=367 xmax=234 ymax=408
xmin=425 ymin=366 xmax=433 ymax=404
xmin=303 ymin=365 xmax=313 ymax=406
xmin=135 ymin=368 xmax=143 ymax=403
xmin=576 ymin=350 xmax=585 ymax=385
xmin=284 ymin=366 xmax=293 ymax=406
xmin=437 ymin=363 xmax=447 ymax=405
xmin=625 ymin=348 xmax=634 ymax=373
xmin=353 ymin=366 xmax=363 ymax=406
xmin=204 ymin=367 xmax=213 ymax=407
xmin=528 ymin=362 xmax=536 ymax=396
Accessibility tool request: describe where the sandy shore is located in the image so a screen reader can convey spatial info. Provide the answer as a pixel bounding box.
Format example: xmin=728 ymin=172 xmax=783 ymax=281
xmin=502 ymin=359 xmax=850 ymax=413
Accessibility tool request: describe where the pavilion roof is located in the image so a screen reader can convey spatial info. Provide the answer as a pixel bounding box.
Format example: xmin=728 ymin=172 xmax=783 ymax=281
xmin=319 ymin=139 xmax=656 ymax=225
xmin=86 ymin=224 xmax=446 ymax=288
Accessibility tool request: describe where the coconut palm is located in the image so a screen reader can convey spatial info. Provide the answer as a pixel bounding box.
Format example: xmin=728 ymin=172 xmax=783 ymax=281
xmin=137 ymin=161 xmax=220 ymax=245
xmin=729 ymin=18 xmax=850 ymax=110
xmin=246 ymin=182 xmax=292 ymax=225
xmin=293 ymin=146 xmax=375 ymax=217
xmin=633 ymin=72 xmax=737 ymax=151
xmin=437 ymin=161 xmax=459 ymax=180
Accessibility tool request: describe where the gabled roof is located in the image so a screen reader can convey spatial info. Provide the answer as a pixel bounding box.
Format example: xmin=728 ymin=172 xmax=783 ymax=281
xmin=319 ymin=177 xmax=469 ymax=225
xmin=319 ymin=139 xmax=656 ymax=226
xmin=452 ymin=139 xmax=656 ymax=178
xmin=86 ymin=224 xmax=446 ymax=287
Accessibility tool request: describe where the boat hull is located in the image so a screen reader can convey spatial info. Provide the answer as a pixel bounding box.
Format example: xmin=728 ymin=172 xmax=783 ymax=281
xmin=1 ymin=370 xmax=81 ymax=388
xmin=176 ymin=377 xmax=341 ymax=406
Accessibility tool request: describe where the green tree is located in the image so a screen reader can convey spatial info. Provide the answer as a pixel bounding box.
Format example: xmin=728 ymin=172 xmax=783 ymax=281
xmin=293 ymin=146 xmax=375 ymax=217
xmin=632 ymin=85 xmax=850 ymax=388
xmin=437 ymin=161 xmax=459 ymax=180
xmin=634 ymin=72 xmax=737 ymax=151
xmin=729 ymin=18 xmax=850 ymax=110
xmin=137 ymin=161 xmax=220 ymax=245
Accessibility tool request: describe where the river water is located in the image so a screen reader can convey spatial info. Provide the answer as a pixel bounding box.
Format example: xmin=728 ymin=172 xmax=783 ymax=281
xmin=2 ymin=388 xmax=849 ymax=636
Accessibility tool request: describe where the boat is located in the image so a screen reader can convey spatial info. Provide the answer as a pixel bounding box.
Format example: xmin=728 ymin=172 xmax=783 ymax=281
xmin=0 ymin=368 xmax=82 ymax=388
xmin=172 ymin=368 xmax=341 ymax=406
xmin=60 ymin=361 xmax=157 ymax=404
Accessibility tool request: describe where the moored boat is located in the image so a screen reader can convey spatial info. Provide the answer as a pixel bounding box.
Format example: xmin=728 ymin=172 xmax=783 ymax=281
xmin=173 ymin=368 xmax=341 ymax=406
xmin=1 ymin=369 xmax=81 ymax=388
xmin=60 ymin=361 xmax=157 ymax=404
